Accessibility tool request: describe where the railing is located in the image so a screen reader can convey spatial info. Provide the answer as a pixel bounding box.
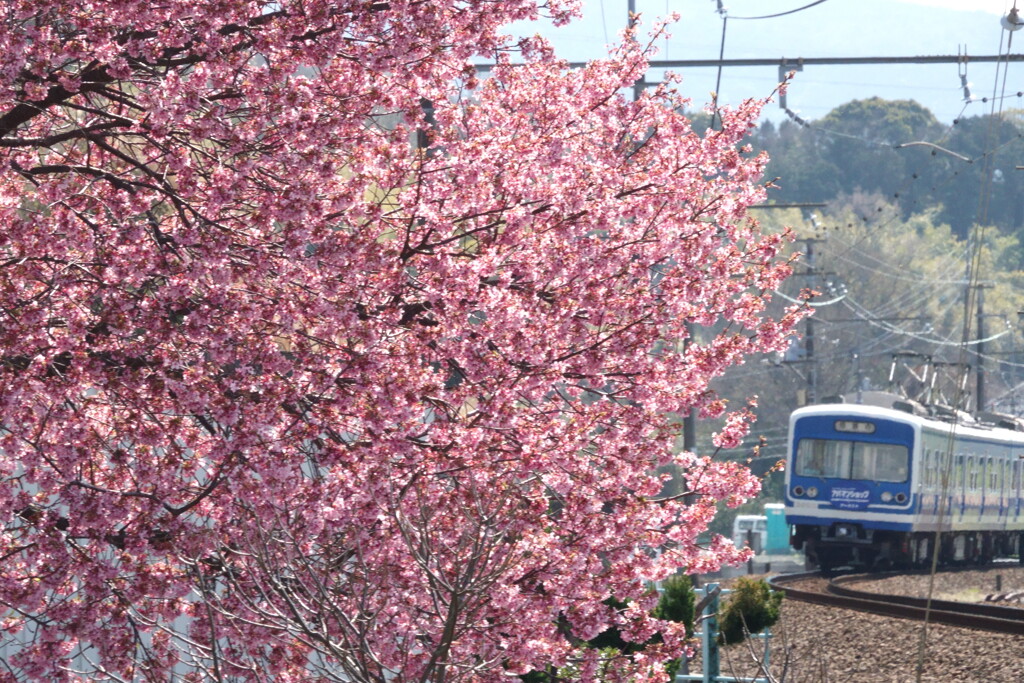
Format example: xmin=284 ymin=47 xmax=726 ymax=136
xmin=675 ymin=583 xmax=772 ymax=683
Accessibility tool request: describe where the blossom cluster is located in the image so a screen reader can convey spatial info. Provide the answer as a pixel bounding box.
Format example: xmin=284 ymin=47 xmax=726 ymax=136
xmin=0 ymin=2 xmax=805 ymax=680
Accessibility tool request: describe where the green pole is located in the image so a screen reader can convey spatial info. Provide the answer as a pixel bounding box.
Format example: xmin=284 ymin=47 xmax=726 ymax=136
xmin=703 ymin=583 xmax=721 ymax=683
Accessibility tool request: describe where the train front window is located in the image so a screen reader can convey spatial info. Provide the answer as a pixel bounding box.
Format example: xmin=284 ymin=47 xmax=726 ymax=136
xmin=796 ymin=438 xmax=909 ymax=483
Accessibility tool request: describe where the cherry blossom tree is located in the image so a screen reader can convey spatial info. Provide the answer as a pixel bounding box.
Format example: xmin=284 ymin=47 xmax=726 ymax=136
xmin=0 ymin=2 xmax=804 ymax=680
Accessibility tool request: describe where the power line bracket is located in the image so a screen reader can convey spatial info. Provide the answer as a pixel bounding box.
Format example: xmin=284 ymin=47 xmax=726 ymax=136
xmin=778 ymin=59 xmax=803 ymax=110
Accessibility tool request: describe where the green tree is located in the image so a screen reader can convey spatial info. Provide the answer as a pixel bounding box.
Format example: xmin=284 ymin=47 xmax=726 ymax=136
xmin=710 ymin=200 xmax=1024 ymax=471
xmin=932 ymin=114 xmax=1024 ymax=239
xmin=755 ymin=118 xmax=843 ymax=203
xmin=753 ymin=99 xmax=944 ymax=207
xmin=749 ymin=99 xmax=1024 ymax=242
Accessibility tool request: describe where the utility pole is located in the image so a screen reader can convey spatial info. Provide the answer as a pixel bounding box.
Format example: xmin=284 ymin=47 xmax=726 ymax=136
xmin=971 ymin=283 xmax=994 ymax=412
xmin=794 ymin=226 xmax=826 ymax=406
xmin=853 ymin=350 xmax=862 ymax=403
xmin=805 ymin=237 xmax=818 ymax=405
xmin=627 ymin=0 xmax=645 ymax=101
xmin=1017 ymin=311 xmax=1024 ymax=415
xmin=683 ymin=321 xmax=696 ymax=453
xmin=977 ymin=285 xmax=986 ymax=412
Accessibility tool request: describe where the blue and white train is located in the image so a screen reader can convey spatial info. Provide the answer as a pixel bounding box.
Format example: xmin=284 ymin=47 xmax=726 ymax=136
xmin=785 ymin=392 xmax=1024 ymax=570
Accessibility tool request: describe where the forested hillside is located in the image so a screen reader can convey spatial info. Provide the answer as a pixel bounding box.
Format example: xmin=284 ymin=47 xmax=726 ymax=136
xmin=700 ymin=101 xmax=1024 ymax=528
xmin=753 ymin=97 xmax=1024 ymax=243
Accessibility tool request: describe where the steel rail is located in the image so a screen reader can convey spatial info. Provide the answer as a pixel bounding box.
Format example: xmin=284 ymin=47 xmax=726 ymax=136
xmin=768 ymin=571 xmax=1024 ymax=635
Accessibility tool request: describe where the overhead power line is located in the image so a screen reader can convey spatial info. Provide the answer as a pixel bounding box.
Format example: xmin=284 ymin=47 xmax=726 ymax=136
xmin=643 ymin=54 xmax=1024 ymax=70
xmin=728 ymin=0 xmax=832 ymax=21
xmin=642 ymin=53 xmax=1024 ymax=111
xmin=474 ymin=53 xmax=1024 ymax=77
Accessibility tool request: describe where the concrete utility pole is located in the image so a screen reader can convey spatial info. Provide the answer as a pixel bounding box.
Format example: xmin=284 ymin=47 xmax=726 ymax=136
xmin=627 ymin=0 xmax=645 ymax=101
xmin=972 ymin=283 xmax=995 ymax=411
xmin=804 ymin=237 xmax=818 ymax=405
xmin=683 ymin=321 xmax=696 ymax=453
xmin=792 ymin=226 xmax=827 ymax=406
xmin=1018 ymin=311 xmax=1024 ymax=415
xmin=977 ymin=287 xmax=986 ymax=412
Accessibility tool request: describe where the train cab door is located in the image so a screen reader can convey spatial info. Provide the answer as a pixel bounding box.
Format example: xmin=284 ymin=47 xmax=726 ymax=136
xmin=956 ymin=454 xmax=966 ymax=521
xmin=974 ymin=456 xmax=983 ymax=520
xmin=979 ymin=456 xmax=986 ymax=519
xmin=998 ymin=457 xmax=1007 ymax=522
xmin=926 ymin=447 xmax=940 ymax=518
xmin=1011 ymin=456 xmax=1019 ymax=520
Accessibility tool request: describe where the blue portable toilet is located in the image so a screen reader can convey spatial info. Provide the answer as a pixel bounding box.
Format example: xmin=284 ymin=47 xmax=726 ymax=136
xmin=763 ymin=503 xmax=790 ymax=554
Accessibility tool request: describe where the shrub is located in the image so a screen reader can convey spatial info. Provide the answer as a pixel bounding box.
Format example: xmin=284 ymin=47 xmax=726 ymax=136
xmin=654 ymin=573 xmax=696 ymax=636
xmin=654 ymin=574 xmax=696 ymax=680
xmin=718 ymin=577 xmax=783 ymax=645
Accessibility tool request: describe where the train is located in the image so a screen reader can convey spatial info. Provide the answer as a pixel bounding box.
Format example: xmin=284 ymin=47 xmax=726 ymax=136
xmin=784 ymin=391 xmax=1024 ymax=571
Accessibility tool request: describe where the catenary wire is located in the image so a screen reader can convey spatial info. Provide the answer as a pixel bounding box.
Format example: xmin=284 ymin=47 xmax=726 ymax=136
xmin=728 ymin=0 xmax=831 ymax=20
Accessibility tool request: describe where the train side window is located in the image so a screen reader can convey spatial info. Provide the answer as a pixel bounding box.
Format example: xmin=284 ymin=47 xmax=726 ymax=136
xmin=956 ymin=455 xmax=965 ymax=489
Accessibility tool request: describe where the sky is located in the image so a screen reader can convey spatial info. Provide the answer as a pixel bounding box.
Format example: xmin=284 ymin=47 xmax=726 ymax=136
xmin=903 ymin=0 xmax=1009 ymax=13
xmin=505 ymin=0 xmax=1024 ymax=124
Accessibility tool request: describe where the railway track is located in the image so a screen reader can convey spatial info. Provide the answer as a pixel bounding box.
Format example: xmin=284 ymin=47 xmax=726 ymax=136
xmin=768 ymin=570 xmax=1024 ymax=635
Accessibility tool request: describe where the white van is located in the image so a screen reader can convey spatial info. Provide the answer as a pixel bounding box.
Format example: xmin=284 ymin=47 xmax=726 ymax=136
xmin=732 ymin=515 xmax=768 ymax=553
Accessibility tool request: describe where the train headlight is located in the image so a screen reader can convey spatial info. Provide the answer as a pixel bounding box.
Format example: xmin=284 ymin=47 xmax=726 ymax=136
xmin=806 ymin=486 xmax=818 ymax=498
xmin=792 ymin=486 xmax=804 ymax=497
xmin=895 ymin=492 xmax=908 ymax=504
xmin=881 ymin=491 xmax=894 ymax=503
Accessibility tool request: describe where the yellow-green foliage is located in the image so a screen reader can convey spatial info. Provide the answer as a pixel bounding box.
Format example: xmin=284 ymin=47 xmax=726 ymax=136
xmin=718 ymin=577 xmax=783 ymax=645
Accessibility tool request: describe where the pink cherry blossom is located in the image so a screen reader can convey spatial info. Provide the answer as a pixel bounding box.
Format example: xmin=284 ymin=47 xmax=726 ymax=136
xmin=0 ymin=2 xmax=806 ymax=680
